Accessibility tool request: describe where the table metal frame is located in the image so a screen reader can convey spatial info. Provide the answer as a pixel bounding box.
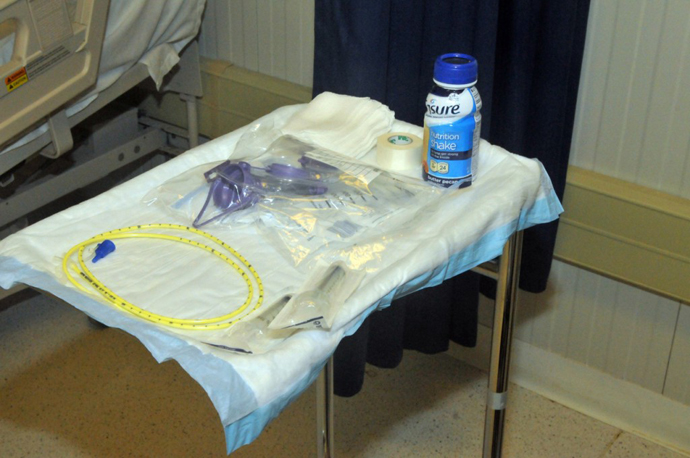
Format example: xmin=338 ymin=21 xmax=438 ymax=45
xmin=315 ymin=231 xmax=524 ymax=458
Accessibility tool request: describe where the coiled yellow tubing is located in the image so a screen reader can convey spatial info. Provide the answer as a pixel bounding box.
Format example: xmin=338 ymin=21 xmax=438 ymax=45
xmin=62 ymin=224 xmax=263 ymax=330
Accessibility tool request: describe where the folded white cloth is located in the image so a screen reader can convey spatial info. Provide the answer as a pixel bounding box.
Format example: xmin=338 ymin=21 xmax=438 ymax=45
xmin=281 ymin=92 xmax=395 ymax=159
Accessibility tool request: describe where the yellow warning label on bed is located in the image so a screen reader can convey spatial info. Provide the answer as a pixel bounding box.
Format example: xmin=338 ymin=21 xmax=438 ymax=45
xmin=6 ymin=68 xmax=28 ymax=92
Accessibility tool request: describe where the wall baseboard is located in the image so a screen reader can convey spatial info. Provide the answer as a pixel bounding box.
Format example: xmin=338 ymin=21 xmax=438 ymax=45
xmin=448 ymin=325 xmax=690 ymax=455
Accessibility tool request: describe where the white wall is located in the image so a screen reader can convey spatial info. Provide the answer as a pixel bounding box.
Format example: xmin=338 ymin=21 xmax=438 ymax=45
xmin=198 ymin=0 xmax=314 ymax=87
xmin=570 ymin=0 xmax=690 ymax=199
xmin=510 ymin=260 xmax=684 ymax=398
xmin=195 ymin=0 xmax=690 ymax=406
xmin=554 ymin=0 xmax=690 ymax=404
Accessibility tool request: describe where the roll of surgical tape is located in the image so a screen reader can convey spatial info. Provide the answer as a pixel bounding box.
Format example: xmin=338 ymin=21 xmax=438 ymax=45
xmin=376 ymin=133 xmax=423 ymax=170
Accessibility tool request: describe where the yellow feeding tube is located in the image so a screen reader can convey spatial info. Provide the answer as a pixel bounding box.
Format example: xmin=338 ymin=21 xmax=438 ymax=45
xmin=62 ymin=224 xmax=263 ymax=330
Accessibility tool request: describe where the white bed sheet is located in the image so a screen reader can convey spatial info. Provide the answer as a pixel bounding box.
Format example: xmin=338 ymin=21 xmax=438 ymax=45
xmin=2 ymin=0 xmax=205 ymax=153
xmin=0 ymin=104 xmax=563 ymax=453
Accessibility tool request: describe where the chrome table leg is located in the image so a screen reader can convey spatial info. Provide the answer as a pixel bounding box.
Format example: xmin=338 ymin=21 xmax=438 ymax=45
xmin=483 ymin=231 xmax=523 ymax=458
xmin=316 ymin=356 xmax=335 ymax=458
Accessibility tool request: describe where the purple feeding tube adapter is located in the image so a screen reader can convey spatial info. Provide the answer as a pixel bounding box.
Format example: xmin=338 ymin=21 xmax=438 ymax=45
xmin=193 ymin=158 xmax=330 ymax=228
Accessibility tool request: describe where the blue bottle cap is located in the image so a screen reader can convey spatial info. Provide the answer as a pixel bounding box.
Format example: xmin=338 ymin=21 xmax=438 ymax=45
xmin=433 ymin=53 xmax=478 ymax=87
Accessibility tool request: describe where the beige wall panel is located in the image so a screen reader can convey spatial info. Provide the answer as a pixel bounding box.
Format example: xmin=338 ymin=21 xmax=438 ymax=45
xmin=664 ymin=306 xmax=690 ymax=404
xmin=569 ymin=0 xmax=617 ymax=170
xmin=198 ymin=0 xmax=314 ymax=87
xmin=213 ymin=0 xmax=232 ymax=63
xmin=591 ymin=0 xmax=647 ymax=175
xmin=198 ymin=1 xmax=217 ymax=58
xmin=570 ymin=0 xmax=690 ymax=199
xmin=513 ymin=261 xmax=679 ymax=393
xmin=267 ymin=1 xmax=287 ymax=79
xmin=229 ymin=0 xmax=244 ymax=64
xmin=138 ymin=58 xmax=311 ymax=140
xmin=241 ymin=0 xmax=259 ymax=71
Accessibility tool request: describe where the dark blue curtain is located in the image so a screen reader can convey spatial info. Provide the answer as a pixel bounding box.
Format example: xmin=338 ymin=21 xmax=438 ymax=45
xmin=313 ymin=0 xmax=590 ymax=396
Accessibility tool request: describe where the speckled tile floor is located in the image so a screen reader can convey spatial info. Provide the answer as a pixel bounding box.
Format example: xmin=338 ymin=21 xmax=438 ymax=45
xmin=1 ymin=290 xmax=688 ymax=458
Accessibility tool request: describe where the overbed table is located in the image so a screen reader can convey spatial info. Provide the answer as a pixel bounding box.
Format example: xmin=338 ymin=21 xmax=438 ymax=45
xmin=0 ymin=104 xmax=561 ymax=457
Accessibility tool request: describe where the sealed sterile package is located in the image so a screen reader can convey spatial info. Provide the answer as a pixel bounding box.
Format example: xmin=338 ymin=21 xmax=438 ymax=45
xmin=244 ymin=136 xmax=448 ymax=270
xmin=141 ymin=160 xmax=261 ymax=228
xmin=142 ymin=135 xmax=374 ymax=228
xmin=268 ymin=261 xmax=365 ymax=331
xmin=254 ymin=167 xmax=445 ymax=270
xmin=143 ymin=131 xmax=447 ymax=275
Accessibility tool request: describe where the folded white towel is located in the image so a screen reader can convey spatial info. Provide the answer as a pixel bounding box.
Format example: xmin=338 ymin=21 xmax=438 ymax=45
xmin=281 ymin=92 xmax=395 ymax=159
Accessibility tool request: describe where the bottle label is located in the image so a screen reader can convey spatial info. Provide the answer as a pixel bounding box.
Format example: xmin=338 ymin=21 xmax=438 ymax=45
xmin=423 ymin=87 xmax=481 ymax=187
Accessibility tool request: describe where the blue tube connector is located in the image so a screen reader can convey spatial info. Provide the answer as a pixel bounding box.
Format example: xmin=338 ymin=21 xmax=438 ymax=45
xmin=92 ymin=240 xmax=115 ymax=263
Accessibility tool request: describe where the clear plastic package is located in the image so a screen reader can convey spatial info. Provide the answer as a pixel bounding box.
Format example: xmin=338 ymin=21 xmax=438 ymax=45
xmin=143 ymin=128 xmax=447 ymax=274
xmin=202 ymin=293 xmax=295 ymax=354
xmin=268 ymin=261 xmax=365 ymax=330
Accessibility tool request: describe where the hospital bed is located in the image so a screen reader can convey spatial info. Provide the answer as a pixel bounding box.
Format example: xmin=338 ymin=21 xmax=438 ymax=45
xmin=0 ymin=0 xmax=205 ymax=230
xmin=0 ymin=91 xmax=562 ymax=457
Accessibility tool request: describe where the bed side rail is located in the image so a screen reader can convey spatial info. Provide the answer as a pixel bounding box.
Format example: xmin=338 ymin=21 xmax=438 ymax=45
xmin=0 ymin=0 xmax=109 ymax=147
